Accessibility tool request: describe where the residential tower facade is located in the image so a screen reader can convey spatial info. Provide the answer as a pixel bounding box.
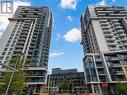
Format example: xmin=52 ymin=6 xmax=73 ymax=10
xmin=0 ymin=6 xmax=52 ymax=95
xmin=47 ymin=68 xmax=86 ymax=94
xmin=81 ymin=5 xmax=127 ymax=95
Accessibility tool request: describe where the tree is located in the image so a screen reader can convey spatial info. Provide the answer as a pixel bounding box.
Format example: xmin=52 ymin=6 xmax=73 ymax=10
xmin=61 ymin=77 xmax=70 ymax=93
xmin=0 ymin=72 xmax=11 ymax=94
xmin=0 ymin=53 xmax=28 ymax=95
xmin=117 ymin=81 xmax=127 ymax=94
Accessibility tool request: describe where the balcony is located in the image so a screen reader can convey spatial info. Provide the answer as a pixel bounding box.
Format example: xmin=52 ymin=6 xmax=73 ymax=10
xmin=118 ymin=34 xmax=126 ymax=37
xmin=110 ymin=14 xmax=127 ymax=16
xmin=115 ymin=26 xmax=123 ymax=29
xmin=15 ymin=45 xmax=24 ymax=48
xmin=106 ymin=38 xmax=115 ymax=42
xmin=99 ymin=76 xmax=107 ymax=82
xmin=95 ymin=8 xmax=104 ymax=11
xmin=113 ymin=23 xmax=120 ymax=26
xmin=104 ymin=34 xmax=114 ymax=37
xmin=106 ymin=57 xmax=119 ymax=62
xmin=96 ymin=64 xmax=104 ymax=68
xmin=100 ymin=19 xmax=108 ymax=23
xmin=97 ymin=10 xmax=114 ymax=14
xmin=23 ymin=25 xmax=30 ymax=28
xmin=29 ymin=75 xmax=45 ymax=78
xmin=103 ymin=30 xmax=112 ymax=34
xmin=107 ymin=43 xmax=117 ymax=47
xmin=112 ymin=57 xmax=119 ymax=61
xmin=102 ymin=26 xmax=110 ymax=30
xmin=116 ymin=30 xmax=125 ymax=34
xmin=123 ymin=43 xmax=127 ymax=46
xmin=100 ymin=22 xmax=109 ymax=24
xmin=120 ymin=11 xmax=127 ymax=14
xmin=112 ymin=19 xmax=119 ymax=22
xmin=120 ymin=38 xmax=127 ymax=42
xmin=114 ymin=71 xmax=124 ymax=75
xmin=27 ymin=82 xmax=45 ymax=85
xmin=20 ymin=32 xmax=28 ymax=36
xmin=98 ymin=71 xmax=106 ymax=75
xmin=95 ymin=58 xmax=103 ymax=62
xmin=111 ymin=64 xmax=121 ymax=67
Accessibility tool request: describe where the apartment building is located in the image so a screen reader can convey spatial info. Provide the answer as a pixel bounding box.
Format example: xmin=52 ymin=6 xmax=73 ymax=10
xmin=47 ymin=68 xmax=86 ymax=94
xmin=0 ymin=6 xmax=52 ymax=95
xmin=80 ymin=5 xmax=127 ymax=95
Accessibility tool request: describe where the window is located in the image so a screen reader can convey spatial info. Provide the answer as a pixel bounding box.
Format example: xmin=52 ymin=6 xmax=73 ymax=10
xmin=11 ymin=44 xmax=15 ymax=47
xmin=8 ymin=52 xmax=11 ymax=55
xmin=9 ymin=48 xmax=13 ymax=51
xmin=4 ymin=48 xmax=8 ymax=51
xmin=2 ymin=52 xmax=6 ymax=55
xmin=6 ymin=44 xmax=9 ymax=47
xmin=7 ymin=40 xmax=11 ymax=43
xmin=6 ymin=56 xmax=10 ymax=60
xmin=94 ymin=85 xmax=100 ymax=93
xmin=0 ymin=56 xmax=4 ymax=60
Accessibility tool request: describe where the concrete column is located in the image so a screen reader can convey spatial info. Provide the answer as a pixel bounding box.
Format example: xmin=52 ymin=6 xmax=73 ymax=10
xmin=91 ymin=84 xmax=95 ymax=93
xmin=92 ymin=54 xmax=100 ymax=82
xmin=101 ymin=52 xmax=112 ymax=82
xmin=98 ymin=84 xmax=103 ymax=95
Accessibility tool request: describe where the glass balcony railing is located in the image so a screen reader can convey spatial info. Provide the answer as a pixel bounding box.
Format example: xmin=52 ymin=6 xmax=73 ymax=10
xmin=98 ymin=71 xmax=105 ymax=75
xmin=95 ymin=58 xmax=103 ymax=62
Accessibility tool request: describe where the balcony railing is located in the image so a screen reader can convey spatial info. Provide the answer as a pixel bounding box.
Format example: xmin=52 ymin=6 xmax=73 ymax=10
xmin=100 ymin=19 xmax=108 ymax=23
xmin=112 ymin=64 xmax=121 ymax=67
xmin=112 ymin=71 xmax=124 ymax=75
xmin=107 ymin=43 xmax=117 ymax=46
xmin=118 ymin=34 xmax=126 ymax=37
xmin=98 ymin=71 xmax=106 ymax=75
xmin=96 ymin=64 xmax=104 ymax=68
xmin=95 ymin=58 xmax=103 ymax=62
xmin=104 ymin=34 xmax=114 ymax=37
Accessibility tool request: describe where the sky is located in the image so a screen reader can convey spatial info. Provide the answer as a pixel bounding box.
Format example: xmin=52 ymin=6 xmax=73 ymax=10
xmin=0 ymin=0 xmax=127 ymax=73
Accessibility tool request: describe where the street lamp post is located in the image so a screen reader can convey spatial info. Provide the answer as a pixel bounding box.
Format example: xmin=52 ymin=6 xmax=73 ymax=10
xmin=48 ymin=73 xmax=50 ymax=94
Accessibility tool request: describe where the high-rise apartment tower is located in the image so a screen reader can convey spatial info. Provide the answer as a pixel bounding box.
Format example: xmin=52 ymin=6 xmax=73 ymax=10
xmin=0 ymin=6 xmax=52 ymax=94
xmin=81 ymin=5 xmax=127 ymax=95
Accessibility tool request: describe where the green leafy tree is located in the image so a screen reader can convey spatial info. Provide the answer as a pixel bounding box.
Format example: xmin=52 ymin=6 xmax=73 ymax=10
xmin=0 ymin=53 xmax=28 ymax=95
xmin=61 ymin=77 xmax=70 ymax=93
xmin=117 ymin=81 xmax=127 ymax=94
xmin=0 ymin=72 xmax=11 ymax=94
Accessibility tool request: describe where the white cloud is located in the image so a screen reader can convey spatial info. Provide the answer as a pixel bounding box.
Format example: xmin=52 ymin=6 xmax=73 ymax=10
xmin=0 ymin=0 xmax=31 ymax=37
xmin=98 ymin=0 xmax=107 ymax=5
xmin=49 ymin=51 xmax=64 ymax=58
xmin=59 ymin=0 xmax=78 ymax=10
xmin=67 ymin=16 xmax=73 ymax=21
xmin=63 ymin=28 xmax=81 ymax=43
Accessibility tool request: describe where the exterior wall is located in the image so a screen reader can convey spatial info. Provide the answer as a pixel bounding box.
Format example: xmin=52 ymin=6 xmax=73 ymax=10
xmin=0 ymin=21 xmax=16 ymax=56
xmin=88 ymin=5 xmax=97 ymax=17
xmin=122 ymin=18 xmax=127 ymax=32
xmin=91 ymin=20 xmax=109 ymax=52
